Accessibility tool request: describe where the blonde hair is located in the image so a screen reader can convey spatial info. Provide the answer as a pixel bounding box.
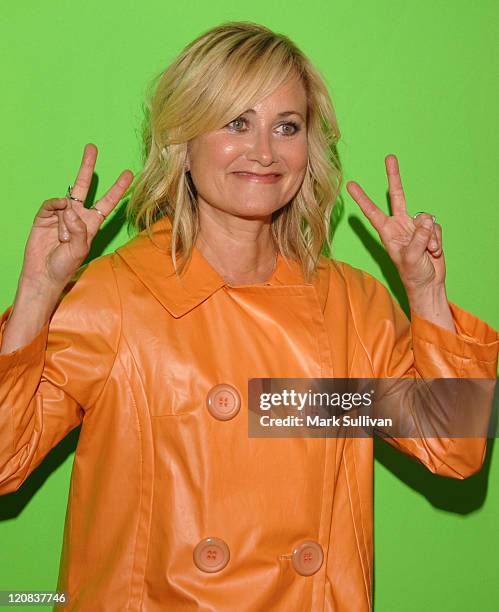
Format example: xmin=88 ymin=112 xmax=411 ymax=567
xmin=125 ymin=21 xmax=342 ymax=282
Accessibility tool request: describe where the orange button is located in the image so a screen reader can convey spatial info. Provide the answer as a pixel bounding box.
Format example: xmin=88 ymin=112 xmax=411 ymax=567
xmin=193 ymin=537 xmax=230 ymax=573
xmin=206 ymin=384 xmax=241 ymax=420
xmin=292 ymin=540 xmax=324 ymax=576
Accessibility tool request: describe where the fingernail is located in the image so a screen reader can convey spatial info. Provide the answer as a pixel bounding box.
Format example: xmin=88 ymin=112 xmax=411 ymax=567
xmin=422 ymin=218 xmax=433 ymax=229
xmin=62 ymin=231 xmax=70 ymax=241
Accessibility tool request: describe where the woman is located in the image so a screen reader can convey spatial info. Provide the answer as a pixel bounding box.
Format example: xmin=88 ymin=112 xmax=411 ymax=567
xmin=0 ymin=21 xmax=497 ymax=612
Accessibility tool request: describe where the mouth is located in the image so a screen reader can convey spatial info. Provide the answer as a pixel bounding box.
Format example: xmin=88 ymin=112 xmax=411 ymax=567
xmin=232 ymin=172 xmax=282 ymax=183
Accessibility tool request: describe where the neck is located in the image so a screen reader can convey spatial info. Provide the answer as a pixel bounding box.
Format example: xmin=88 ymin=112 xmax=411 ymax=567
xmin=194 ymin=204 xmax=278 ymax=286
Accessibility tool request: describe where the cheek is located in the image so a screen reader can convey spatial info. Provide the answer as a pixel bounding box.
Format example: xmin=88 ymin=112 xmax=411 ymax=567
xmin=189 ymin=141 xmax=238 ymax=199
xmin=190 ymin=131 xmax=226 ymax=158
xmin=201 ymin=136 xmax=241 ymax=167
xmin=193 ymin=146 xmax=242 ymax=190
xmin=284 ymin=139 xmax=308 ymax=173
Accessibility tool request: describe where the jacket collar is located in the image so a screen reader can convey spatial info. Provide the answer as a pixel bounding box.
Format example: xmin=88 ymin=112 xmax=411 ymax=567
xmin=115 ymin=216 xmax=330 ymax=318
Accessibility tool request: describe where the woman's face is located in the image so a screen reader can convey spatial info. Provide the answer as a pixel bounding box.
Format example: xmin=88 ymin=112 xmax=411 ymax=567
xmin=186 ymin=76 xmax=308 ymax=220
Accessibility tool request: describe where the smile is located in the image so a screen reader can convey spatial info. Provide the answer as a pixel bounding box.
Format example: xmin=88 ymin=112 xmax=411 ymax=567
xmin=232 ymin=172 xmax=282 ymax=184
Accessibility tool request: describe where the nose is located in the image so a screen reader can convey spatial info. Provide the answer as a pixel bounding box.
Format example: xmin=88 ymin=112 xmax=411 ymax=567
xmin=246 ymin=129 xmax=277 ymax=167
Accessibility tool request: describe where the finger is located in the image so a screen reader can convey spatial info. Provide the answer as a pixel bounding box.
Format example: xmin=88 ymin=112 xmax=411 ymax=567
xmin=413 ymin=213 xmax=438 ymax=252
xmin=35 ymin=198 xmax=68 ymax=220
xmin=34 ymin=198 xmax=71 ymax=241
xmin=385 ymin=154 xmax=407 ymax=216
xmin=62 ymin=207 xmax=89 ymax=259
xmin=58 ymin=208 xmax=70 ymax=242
xmin=404 ymin=216 xmax=434 ymax=265
xmin=69 ymin=143 xmax=98 ymax=203
xmin=430 ymin=223 xmax=443 ymax=257
xmin=92 ymin=170 xmax=134 ymax=217
xmin=346 ymin=181 xmax=387 ymax=233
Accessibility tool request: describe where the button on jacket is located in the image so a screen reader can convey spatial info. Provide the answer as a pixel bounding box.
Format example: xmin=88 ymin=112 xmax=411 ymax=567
xmin=0 ymin=216 xmax=498 ymax=611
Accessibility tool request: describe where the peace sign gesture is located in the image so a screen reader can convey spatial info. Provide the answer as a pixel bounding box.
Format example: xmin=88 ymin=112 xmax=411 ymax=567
xmin=0 ymin=144 xmax=134 ymax=355
xmin=22 ymin=143 xmax=134 ymax=291
xmin=346 ymin=155 xmax=445 ymax=299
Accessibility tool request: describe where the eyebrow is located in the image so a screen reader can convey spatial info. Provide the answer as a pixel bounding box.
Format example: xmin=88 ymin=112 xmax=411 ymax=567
xmin=242 ymin=108 xmax=306 ymax=122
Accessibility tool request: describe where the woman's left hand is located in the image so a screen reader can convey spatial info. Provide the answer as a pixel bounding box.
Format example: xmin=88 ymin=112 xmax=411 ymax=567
xmin=346 ymin=154 xmax=456 ymax=333
xmin=346 ymin=154 xmax=444 ymax=298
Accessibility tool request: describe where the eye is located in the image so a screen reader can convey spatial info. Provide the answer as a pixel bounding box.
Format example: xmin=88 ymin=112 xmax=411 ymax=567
xmin=225 ymin=117 xmax=301 ymax=136
xmin=278 ymin=121 xmax=300 ymax=136
xmin=227 ymin=117 xmax=247 ymax=131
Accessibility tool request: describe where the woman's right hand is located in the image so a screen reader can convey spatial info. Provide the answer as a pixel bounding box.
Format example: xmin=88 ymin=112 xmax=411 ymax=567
xmin=21 ymin=143 xmax=134 ymax=292
xmin=0 ymin=144 xmax=133 ymax=355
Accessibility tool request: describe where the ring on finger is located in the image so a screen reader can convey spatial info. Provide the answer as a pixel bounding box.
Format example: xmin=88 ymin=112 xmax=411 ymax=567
xmin=413 ymin=211 xmax=437 ymax=223
xmin=66 ymin=185 xmax=85 ymax=203
xmin=90 ymin=204 xmax=107 ymax=219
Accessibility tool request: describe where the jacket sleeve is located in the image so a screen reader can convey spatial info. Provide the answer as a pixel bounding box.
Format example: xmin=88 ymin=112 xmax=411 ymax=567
xmin=340 ymin=261 xmax=499 ymax=478
xmin=0 ymin=254 xmax=121 ymax=494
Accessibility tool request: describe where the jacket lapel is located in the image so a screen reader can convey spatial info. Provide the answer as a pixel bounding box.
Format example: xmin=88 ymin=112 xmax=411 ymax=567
xmin=115 ymin=215 xmax=331 ymax=317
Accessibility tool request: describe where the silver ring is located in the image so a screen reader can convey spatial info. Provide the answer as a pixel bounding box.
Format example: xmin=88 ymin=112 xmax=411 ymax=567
xmin=66 ymin=185 xmax=85 ymax=203
xmin=413 ymin=212 xmax=436 ymax=223
xmin=90 ymin=205 xmax=107 ymax=219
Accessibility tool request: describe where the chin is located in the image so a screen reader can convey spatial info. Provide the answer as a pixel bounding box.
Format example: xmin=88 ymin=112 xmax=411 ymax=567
xmin=231 ymin=205 xmax=284 ymax=220
xmin=199 ymin=194 xmax=287 ymax=220
xmin=232 ymin=197 xmax=287 ymax=216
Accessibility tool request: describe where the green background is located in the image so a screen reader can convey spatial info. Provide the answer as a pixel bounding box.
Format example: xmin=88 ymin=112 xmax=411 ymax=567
xmin=1 ymin=1 xmax=497 ymax=610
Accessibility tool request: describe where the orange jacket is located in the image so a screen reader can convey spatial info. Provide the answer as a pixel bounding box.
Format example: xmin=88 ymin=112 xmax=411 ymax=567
xmin=1 ymin=216 xmax=498 ymax=611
